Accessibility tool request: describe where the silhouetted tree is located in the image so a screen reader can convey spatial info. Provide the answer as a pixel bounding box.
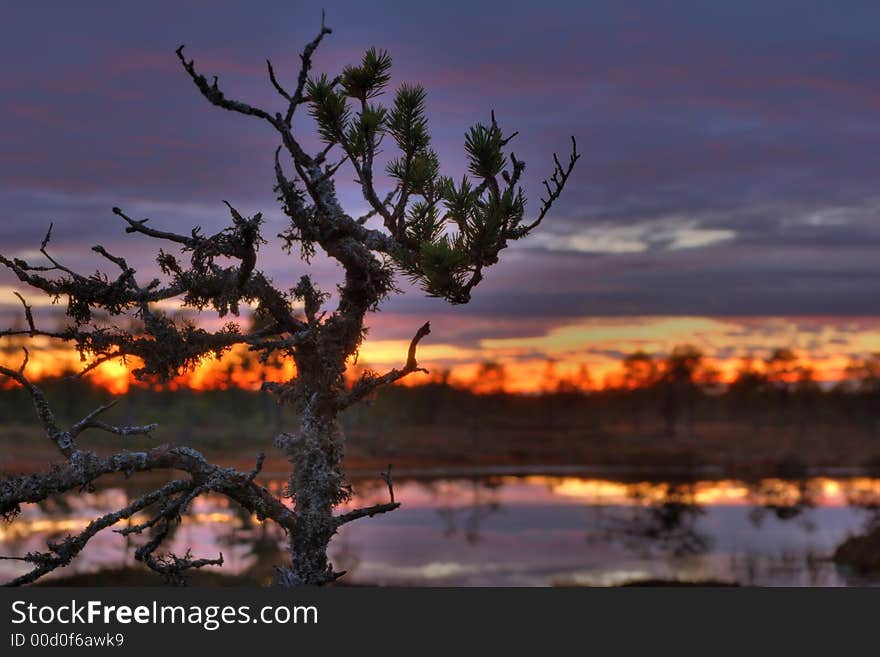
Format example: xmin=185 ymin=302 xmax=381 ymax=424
xmin=0 ymin=16 xmax=577 ymax=586
xmin=570 ymin=363 xmax=594 ymax=393
xmin=844 ymin=353 xmax=880 ymax=432
xmin=660 ymin=345 xmax=704 ymax=438
xmin=540 ymin=358 xmax=559 ymax=395
xmin=620 ymin=350 xmax=659 ymax=433
xmin=474 ymin=361 xmax=509 ymax=395
xmin=729 ymin=357 xmax=767 ymax=429
xmin=791 ymin=364 xmax=821 ymax=435
xmin=846 ymin=353 xmax=880 ymax=394
xmin=763 ymin=348 xmax=799 ymax=419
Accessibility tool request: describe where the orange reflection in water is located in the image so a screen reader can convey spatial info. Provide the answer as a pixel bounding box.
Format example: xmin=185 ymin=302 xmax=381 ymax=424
xmin=536 ymin=476 xmax=880 ymax=507
xmin=6 ymin=476 xmax=880 ymax=545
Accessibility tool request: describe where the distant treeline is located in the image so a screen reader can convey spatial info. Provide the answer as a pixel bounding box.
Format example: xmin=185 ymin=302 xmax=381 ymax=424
xmin=3 ymin=344 xmax=880 ymax=447
xmin=352 ymin=345 xmax=880 ymax=441
xmin=461 ymin=345 xmax=880 ymax=396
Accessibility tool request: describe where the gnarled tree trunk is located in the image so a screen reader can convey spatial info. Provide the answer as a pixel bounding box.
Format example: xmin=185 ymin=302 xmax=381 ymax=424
xmin=278 ymin=405 xmax=345 ymax=585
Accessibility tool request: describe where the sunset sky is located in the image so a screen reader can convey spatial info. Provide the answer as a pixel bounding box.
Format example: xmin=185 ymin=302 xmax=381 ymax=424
xmin=2 ymin=1 xmax=880 ymax=391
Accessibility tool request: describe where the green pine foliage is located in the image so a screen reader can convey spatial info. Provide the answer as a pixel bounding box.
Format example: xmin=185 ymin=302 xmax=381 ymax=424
xmin=305 ymin=49 xmax=566 ymax=304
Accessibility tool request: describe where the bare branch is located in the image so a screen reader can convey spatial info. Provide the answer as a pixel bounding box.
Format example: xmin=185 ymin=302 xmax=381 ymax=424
xmin=91 ymin=244 xmax=131 ymax=272
xmin=113 ymin=206 xmax=198 ymax=246
xmin=266 ymin=59 xmax=292 ymax=101
xmin=0 ymin=351 xmax=68 ymax=456
xmin=0 ymin=372 xmax=295 ymax=548
xmin=334 ymin=501 xmax=400 ymax=527
xmin=523 ymin=136 xmax=580 ymax=231
xmin=334 ymin=464 xmax=400 ymax=526
xmin=247 ymin=452 xmax=266 ymax=483
xmin=405 ymin=322 xmax=431 ymax=371
xmin=70 ymin=400 xmax=158 ymax=439
xmin=176 ymin=45 xmax=276 ymax=124
xmin=3 ymin=479 xmax=193 ymax=586
xmin=286 ymin=9 xmax=333 ymax=124
xmin=12 ymin=292 xmax=35 ymax=336
xmin=138 ymin=544 xmax=224 ymax=583
xmin=380 ymin=463 xmax=395 ymax=504
xmin=69 ymin=399 xmax=121 ymax=436
xmin=337 ymin=322 xmax=430 ymax=409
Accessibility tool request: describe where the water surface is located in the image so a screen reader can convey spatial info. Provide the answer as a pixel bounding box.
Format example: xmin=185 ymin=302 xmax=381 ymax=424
xmin=3 ymin=473 xmax=879 ymax=586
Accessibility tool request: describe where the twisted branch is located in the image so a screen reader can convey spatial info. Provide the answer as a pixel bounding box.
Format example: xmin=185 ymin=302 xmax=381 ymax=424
xmin=337 ymin=322 xmax=430 ymax=409
xmin=0 ymin=365 xmax=294 ymax=585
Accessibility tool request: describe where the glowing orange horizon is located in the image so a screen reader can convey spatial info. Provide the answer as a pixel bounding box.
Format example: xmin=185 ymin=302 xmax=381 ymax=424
xmin=0 ymin=340 xmax=868 ymax=396
xmin=1 ymin=315 xmax=878 ymax=395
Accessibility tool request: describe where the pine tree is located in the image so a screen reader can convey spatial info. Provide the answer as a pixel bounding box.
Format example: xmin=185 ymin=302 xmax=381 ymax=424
xmin=0 ymin=15 xmax=577 ymax=586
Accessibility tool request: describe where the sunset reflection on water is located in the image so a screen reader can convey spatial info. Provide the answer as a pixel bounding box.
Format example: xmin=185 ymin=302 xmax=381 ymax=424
xmin=3 ymin=475 xmax=880 ymax=587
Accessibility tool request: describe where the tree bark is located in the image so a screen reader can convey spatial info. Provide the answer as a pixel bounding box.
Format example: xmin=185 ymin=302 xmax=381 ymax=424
xmin=276 ymin=398 xmax=346 ymax=585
